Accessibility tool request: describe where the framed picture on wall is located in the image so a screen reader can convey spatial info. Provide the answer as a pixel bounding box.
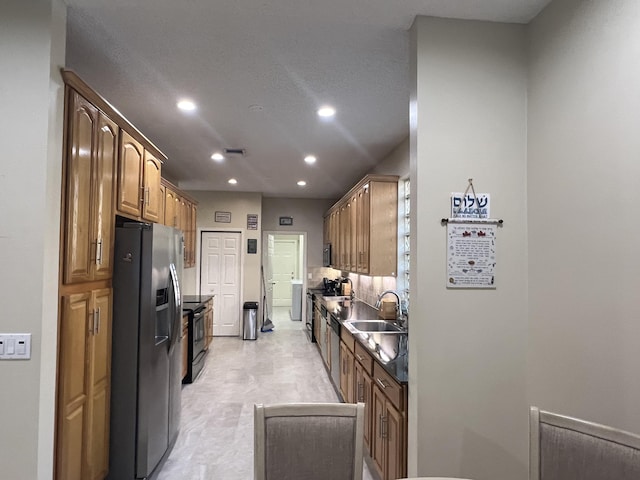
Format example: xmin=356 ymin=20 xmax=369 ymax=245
xmin=279 ymin=216 xmax=293 ymax=226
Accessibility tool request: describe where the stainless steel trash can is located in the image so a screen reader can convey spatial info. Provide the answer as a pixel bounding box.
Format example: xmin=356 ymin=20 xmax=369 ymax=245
xmin=243 ymin=301 xmax=259 ymax=340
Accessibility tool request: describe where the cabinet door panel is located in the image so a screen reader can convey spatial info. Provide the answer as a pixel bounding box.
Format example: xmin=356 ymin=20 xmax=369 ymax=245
xmin=358 ymin=185 xmax=370 ymax=274
xmin=355 ymin=361 xmax=373 ymax=454
xmin=371 ymin=386 xmax=386 ymax=477
xmin=93 ymin=114 xmax=117 ymax=280
xmin=117 ymin=131 xmax=143 ymax=217
xmin=142 ymin=150 xmax=162 ymax=222
xmin=90 ymin=293 xmax=112 ymax=480
xmin=64 ymin=93 xmax=96 ymax=284
xmin=58 ymin=292 xmax=91 ymax=480
xmin=385 ymin=403 xmax=404 ymax=480
xmin=164 ymin=188 xmax=177 ymax=227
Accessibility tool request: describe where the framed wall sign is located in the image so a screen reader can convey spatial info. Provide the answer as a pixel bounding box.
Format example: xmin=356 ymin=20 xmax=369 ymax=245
xmin=215 ymin=211 xmax=231 ymax=223
xmin=279 ymin=216 xmax=293 ymax=226
xmin=247 ymin=238 xmax=257 ymax=254
xmin=247 ymin=214 xmax=258 ymax=230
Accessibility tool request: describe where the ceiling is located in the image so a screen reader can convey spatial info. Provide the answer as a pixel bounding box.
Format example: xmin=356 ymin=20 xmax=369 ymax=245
xmin=64 ymin=0 xmax=551 ymax=199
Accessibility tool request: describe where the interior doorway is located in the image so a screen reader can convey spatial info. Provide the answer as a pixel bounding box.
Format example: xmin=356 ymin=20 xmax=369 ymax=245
xmin=200 ymin=231 xmax=242 ymax=336
xmin=262 ymin=232 xmax=306 ymax=321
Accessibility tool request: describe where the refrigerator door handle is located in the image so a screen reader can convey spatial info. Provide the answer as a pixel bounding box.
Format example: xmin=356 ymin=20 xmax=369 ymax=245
xmin=168 ymin=263 xmax=181 ymax=353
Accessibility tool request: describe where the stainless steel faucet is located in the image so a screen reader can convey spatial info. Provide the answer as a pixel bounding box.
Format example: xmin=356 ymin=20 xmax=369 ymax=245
xmin=375 ymin=290 xmax=408 ymax=327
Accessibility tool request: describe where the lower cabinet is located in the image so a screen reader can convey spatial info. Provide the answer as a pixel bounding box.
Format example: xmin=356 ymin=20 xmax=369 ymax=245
xmin=371 ymin=364 xmax=406 ymax=480
xmin=57 ymin=288 xmax=112 ymax=480
xmin=181 ymin=313 xmax=189 ymax=381
xmin=339 ymin=341 xmax=354 ymax=403
xmin=339 ymin=328 xmax=406 ymax=480
xmin=354 ymin=357 xmax=373 ymax=452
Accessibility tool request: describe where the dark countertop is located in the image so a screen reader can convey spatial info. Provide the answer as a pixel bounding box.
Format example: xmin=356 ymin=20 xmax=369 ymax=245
xmin=182 ymin=294 xmax=214 ymax=313
xmin=313 ymin=293 xmax=408 ymax=384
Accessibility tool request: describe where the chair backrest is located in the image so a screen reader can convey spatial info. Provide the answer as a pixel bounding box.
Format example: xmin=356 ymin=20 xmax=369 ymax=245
xmin=254 ymin=402 xmax=365 ymax=480
xmin=530 ymin=406 xmax=640 ymax=480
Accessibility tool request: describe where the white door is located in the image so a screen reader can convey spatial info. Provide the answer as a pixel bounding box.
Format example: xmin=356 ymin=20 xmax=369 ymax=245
xmin=272 ymin=236 xmax=299 ymax=307
xmin=200 ymin=231 xmax=241 ymax=336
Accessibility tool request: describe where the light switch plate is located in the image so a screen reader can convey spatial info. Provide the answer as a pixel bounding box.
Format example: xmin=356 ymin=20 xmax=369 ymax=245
xmin=0 ymin=334 xmax=31 ymax=360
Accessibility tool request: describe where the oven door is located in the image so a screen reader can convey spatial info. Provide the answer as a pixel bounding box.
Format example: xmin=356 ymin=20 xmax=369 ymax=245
xmin=305 ymin=293 xmax=315 ymax=343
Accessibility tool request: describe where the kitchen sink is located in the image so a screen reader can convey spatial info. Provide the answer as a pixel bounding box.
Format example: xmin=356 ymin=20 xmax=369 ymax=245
xmin=344 ymin=320 xmax=407 ymax=364
xmin=345 ymin=320 xmax=405 ymax=333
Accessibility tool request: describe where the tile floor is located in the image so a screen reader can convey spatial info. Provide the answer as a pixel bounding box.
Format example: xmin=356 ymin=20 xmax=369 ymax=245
xmin=156 ymin=306 xmax=378 ymax=480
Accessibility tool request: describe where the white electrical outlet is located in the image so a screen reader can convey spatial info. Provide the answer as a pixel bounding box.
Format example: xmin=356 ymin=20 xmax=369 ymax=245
xmin=0 ymin=334 xmax=31 ymax=360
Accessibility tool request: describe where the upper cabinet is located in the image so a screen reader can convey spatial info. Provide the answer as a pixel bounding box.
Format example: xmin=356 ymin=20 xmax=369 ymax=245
xmin=161 ymin=179 xmax=198 ymax=268
xmin=142 ymin=150 xmax=162 ymax=223
xmin=325 ymin=175 xmax=398 ymax=277
xmin=116 ymin=131 xmax=164 ymax=222
xmin=62 ymin=90 xmax=117 ymax=285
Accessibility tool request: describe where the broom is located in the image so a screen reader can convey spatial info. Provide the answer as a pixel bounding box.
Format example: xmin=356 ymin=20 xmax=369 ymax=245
xmin=260 ymin=265 xmax=275 ymax=332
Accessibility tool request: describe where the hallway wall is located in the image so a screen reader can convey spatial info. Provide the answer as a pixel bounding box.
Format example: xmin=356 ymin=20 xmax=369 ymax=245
xmin=527 ymin=0 xmax=640 ymax=432
xmin=0 ymin=1 xmax=66 ymax=478
xmin=409 ymin=16 xmax=529 ymax=480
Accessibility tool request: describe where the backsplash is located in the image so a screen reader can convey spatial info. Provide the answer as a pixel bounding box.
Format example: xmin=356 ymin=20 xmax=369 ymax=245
xmin=346 ymin=273 xmax=397 ymax=307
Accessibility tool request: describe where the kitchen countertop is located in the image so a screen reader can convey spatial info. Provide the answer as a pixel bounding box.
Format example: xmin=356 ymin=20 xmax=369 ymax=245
xmin=311 ymin=291 xmax=408 ymax=384
xmin=182 ymin=294 xmax=214 ymax=313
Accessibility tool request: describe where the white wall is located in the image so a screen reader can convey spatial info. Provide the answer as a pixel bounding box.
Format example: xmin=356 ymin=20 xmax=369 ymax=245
xmin=184 ymin=190 xmax=263 ymax=303
xmin=527 ymin=0 xmax=640 ymax=431
xmin=262 ymin=197 xmax=334 ymax=267
xmin=371 ymin=136 xmax=409 ymax=177
xmin=0 ymin=1 xmax=66 ymax=478
xmin=409 ymin=17 xmax=528 ymax=479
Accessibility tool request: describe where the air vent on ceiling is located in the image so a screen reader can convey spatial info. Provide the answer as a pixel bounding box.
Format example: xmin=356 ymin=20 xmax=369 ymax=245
xmin=224 ymin=148 xmax=246 ymax=156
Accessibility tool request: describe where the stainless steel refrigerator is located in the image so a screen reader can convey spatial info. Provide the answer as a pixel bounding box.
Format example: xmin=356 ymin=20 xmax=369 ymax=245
xmin=108 ymin=221 xmax=183 ymax=480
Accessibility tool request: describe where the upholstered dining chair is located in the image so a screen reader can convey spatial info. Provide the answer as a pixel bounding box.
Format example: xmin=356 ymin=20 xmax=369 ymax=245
xmin=530 ymin=406 xmax=640 ymax=480
xmin=254 ymin=402 xmax=365 ymax=480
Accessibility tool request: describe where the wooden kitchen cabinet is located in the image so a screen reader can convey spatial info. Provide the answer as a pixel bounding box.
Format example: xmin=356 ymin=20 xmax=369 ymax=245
xmin=324 ymin=175 xmax=398 ymax=276
xmin=62 ymin=89 xmax=117 ymax=285
xmin=204 ymin=297 xmax=214 ymax=350
xmin=57 ymin=288 xmax=112 ymax=480
xmin=161 ymin=179 xmax=198 ymax=268
xmin=117 ymin=130 xmax=144 ymax=218
xmin=339 ymin=341 xmax=354 ymax=403
xmin=117 ymin=130 xmax=164 ymax=222
xmin=371 ymin=363 xmax=406 ymax=480
xmin=142 ymin=150 xmax=162 ymax=223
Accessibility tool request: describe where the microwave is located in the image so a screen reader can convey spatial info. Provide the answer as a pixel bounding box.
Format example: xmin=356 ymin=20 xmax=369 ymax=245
xmin=322 ymin=244 xmax=332 ymax=267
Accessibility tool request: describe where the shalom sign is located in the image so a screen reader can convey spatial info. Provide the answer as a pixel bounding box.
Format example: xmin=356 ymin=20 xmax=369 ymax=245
xmin=450 ymin=192 xmax=490 ymax=218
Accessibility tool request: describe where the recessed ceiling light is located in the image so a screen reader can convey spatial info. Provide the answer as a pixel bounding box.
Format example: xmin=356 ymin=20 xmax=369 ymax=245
xmin=317 ymin=106 xmax=336 ymax=118
xmin=248 ymin=104 xmax=264 ymax=112
xmin=211 ymin=152 xmax=224 ymax=161
xmin=228 ymin=178 xmax=238 ymax=185
xmin=177 ymin=99 xmax=197 ymax=112
xmin=297 ymin=180 xmax=307 ymax=187
xmin=304 ymin=155 xmax=316 ymax=164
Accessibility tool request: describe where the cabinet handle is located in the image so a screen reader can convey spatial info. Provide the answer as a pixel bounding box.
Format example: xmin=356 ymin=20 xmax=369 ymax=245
xmin=96 ymin=239 xmax=103 ymax=266
xmin=355 ymin=354 xmax=365 ymax=362
xmin=96 ymin=307 xmax=101 ymax=335
xmin=357 ymin=382 xmax=364 ymax=402
xmin=379 ymin=413 xmax=384 ymax=438
xmin=375 ymin=377 xmax=389 ymax=390
xmin=381 ymin=415 xmax=388 ymax=439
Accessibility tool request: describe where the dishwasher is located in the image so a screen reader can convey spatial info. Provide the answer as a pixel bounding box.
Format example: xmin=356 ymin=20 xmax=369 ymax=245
xmin=329 ymin=314 xmax=341 ymax=388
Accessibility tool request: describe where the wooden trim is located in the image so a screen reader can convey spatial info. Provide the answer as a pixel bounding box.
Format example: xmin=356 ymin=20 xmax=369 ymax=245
xmin=160 ymin=177 xmax=199 ymax=204
xmin=61 ymin=69 xmax=167 ymax=163
xmin=59 ymin=280 xmax=111 ymax=296
xmin=324 ymin=174 xmax=399 ymax=216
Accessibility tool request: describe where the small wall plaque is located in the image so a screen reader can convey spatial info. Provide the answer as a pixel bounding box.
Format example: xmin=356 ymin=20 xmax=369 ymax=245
xmin=279 ymin=216 xmax=293 ymax=226
xmin=247 ymin=238 xmax=257 ymax=254
xmin=247 ymin=214 xmax=258 ymax=230
xmin=215 ymin=211 xmax=231 ymax=223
